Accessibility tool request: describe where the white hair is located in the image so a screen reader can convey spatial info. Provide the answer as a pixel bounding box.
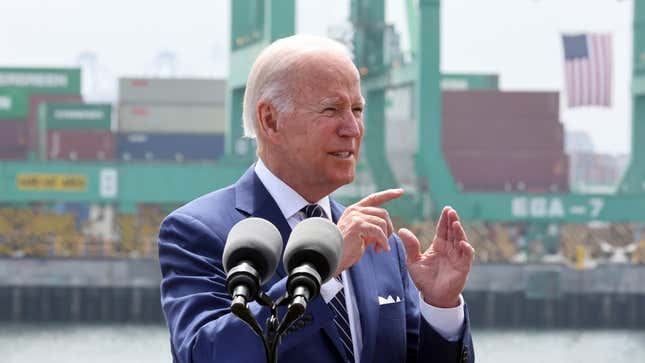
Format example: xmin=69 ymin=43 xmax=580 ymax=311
xmin=242 ymin=34 xmax=353 ymax=138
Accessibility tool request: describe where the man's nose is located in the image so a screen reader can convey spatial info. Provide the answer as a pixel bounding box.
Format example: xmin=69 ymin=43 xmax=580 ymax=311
xmin=338 ymin=111 xmax=362 ymax=137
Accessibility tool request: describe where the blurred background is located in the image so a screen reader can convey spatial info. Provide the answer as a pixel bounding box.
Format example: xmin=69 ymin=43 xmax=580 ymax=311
xmin=1 ymin=0 xmax=644 ymax=362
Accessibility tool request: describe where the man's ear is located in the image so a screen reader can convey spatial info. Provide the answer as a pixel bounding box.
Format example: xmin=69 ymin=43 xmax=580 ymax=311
xmin=256 ymin=100 xmax=280 ymax=141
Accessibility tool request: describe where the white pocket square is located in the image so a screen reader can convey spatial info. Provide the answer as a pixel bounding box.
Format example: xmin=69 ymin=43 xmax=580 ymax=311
xmin=378 ymin=295 xmax=402 ymax=305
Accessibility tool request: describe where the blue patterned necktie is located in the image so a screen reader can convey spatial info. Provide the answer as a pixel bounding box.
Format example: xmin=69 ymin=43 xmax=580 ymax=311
xmin=300 ymin=204 xmax=355 ymax=362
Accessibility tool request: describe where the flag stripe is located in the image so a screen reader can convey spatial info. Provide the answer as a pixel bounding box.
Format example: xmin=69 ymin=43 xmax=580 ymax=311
xmin=589 ymin=35 xmax=598 ymax=105
xmin=594 ymin=35 xmax=605 ymax=105
xmin=605 ymin=34 xmax=613 ymax=106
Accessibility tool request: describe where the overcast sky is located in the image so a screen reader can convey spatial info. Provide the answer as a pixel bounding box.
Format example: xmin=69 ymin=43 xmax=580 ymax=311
xmin=0 ymin=0 xmax=633 ymax=153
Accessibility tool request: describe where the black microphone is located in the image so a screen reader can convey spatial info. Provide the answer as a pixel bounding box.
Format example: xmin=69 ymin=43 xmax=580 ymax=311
xmin=223 ymin=217 xmax=283 ymax=314
xmin=283 ymin=217 xmax=343 ymax=314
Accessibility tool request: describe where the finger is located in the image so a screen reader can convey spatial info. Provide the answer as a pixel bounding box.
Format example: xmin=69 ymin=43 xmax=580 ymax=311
xmin=359 ymin=212 xmax=390 ymax=239
xmin=453 ymin=220 xmax=467 ymax=242
xmin=448 ymin=209 xmax=460 ymax=234
xmin=356 ymin=188 xmax=404 ymax=208
xmin=359 ymin=223 xmax=390 ymax=252
xmin=459 ymin=240 xmax=475 ymax=263
xmin=435 ymin=206 xmax=451 ymax=240
xmin=359 ymin=206 xmax=394 ymax=236
xmin=398 ymin=228 xmax=421 ymax=265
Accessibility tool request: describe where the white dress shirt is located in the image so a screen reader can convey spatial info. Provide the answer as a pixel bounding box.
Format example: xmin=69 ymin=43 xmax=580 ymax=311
xmin=254 ymin=159 xmax=465 ymax=360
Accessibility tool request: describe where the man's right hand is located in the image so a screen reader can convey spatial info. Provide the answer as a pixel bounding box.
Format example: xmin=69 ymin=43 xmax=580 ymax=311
xmin=335 ymin=188 xmax=404 ymax=276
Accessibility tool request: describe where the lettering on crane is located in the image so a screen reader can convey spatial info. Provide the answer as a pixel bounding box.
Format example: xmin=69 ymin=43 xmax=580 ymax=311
xmin=511 ymin=197 xmax=604 ymax=218
xmin=512 ymin=197 xmax=564 ymax=218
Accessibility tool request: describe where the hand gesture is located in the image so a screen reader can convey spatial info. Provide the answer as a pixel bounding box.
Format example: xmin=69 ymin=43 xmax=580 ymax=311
xmin=399 ymin=206 xmax=474 ymax=308
xmin=335 ymin=188 xmax=404 ymax=276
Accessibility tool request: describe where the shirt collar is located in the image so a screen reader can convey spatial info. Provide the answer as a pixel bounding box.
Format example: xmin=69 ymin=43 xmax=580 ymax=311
xmin=254 ymin=158 xmax=331 ymax=221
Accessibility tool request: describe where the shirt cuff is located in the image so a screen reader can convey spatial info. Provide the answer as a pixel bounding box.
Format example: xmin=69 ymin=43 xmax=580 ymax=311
xmin=419 ymin=293 xmax=465 ymax=342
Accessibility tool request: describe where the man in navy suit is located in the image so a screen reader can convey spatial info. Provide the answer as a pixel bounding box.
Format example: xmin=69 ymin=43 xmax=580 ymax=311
xmin=158 ymin=35 xmax=475 ymax=362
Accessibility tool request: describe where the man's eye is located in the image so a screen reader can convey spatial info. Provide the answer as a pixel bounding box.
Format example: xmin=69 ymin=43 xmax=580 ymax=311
xmin=352 ymin=107 xmax=363 ymax=115
xmin=323 ymin=108 xmax=337 ymax=115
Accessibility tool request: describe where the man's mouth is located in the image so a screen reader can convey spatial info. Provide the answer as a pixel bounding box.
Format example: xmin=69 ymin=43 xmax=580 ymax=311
xmin=329 ymin=151 xmax=353 ymax=159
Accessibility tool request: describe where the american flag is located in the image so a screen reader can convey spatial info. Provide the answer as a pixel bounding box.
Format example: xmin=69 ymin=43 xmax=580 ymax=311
xmin=562 ymin=33 xmax=613 ymax=108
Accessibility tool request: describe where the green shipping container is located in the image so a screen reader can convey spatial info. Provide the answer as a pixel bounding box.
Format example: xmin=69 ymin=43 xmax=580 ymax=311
xmin=441 ymin=73 xmax=499 ymax=90
xmin=0 ymin=89 xmax=29 ymax=120
xmin=0 ymin=68 xmax=81 ymax=95
xmin=41 ymin=103 xmax=112 ymax=130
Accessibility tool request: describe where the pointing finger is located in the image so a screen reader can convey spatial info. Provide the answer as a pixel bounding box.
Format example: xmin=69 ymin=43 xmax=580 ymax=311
xmin=356 ymin=189 xmax=404 ymax=208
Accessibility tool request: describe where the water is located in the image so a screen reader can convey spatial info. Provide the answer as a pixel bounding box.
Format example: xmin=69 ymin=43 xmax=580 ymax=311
xmin=2 ymin=324 xmax=645 ymax=363
xmin=1 ymin=324 xmax=171 ymax=363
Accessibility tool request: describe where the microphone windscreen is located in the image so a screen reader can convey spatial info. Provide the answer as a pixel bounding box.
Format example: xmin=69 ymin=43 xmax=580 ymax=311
xmin=283 ymin=217 xmax=343 ymax=283
xmin=223 ymin=217 xmax=283 ymax=284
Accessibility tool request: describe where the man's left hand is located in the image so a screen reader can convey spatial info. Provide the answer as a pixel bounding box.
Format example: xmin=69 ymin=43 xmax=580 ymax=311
xmin=398 ymin=206 xmax=475 ymax=308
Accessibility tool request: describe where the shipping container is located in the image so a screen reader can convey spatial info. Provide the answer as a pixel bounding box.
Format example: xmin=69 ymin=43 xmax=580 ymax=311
xmin=441 ymin=74 xmax=499 ymax=90
xmin=0 ymin=89 xmax=29 ymax=120
xmin=0 ymin=149 xmax=28 ymax=160
xmin=46 ymin=130 xmax=115 ymax=161
xmin=28 ymin=94 xmax=83 ymax=152
xmin=118 ymin=78 xmax=226 ymax=105
xmin=0 ymin=68 xmax=81 ymax=94
xmin=442 ymin=90 xmax=564 ymax=153
xmin=442 ymin=118 xmax=564 ymax=153
xmin=0 ymin=120 xmax=28 ymax=150
xmin=445 ymin=151 xmax=569 ymax=193
xmin=116 ymin=133 xmax=225 ymax=161
xmin=40 ymin=103 xmax=112 ymax=130
xmin=442 ymin=91 xmax=559 ymax=122
xmin=118 ymin=104 xmax=226 ymax=133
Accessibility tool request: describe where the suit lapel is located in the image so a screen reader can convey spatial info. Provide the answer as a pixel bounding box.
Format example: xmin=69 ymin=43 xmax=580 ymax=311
xmin=234 ymin=176 xmax=361 ymax=361
xmin=331 ymin=199 xmax=379 ymax=363
xmin=234 ymin=165 xmax=292 ymax=278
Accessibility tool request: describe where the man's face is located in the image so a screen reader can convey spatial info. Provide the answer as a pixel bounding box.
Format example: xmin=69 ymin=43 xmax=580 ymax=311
xmin=267 ymin=53 xmax=365 ymax=200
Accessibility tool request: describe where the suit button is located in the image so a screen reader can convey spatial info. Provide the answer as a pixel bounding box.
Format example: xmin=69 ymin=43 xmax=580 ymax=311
xmin=302 ymin=313 xmax=313 ymax=322
xmin=462 ymin=347 xmax=469 ymax=362
xmin=296 ymin=320 xmax=306 ymax=328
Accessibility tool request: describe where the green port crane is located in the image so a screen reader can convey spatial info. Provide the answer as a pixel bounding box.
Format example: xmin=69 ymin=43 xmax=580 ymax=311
xmin=227 ymin=0 xmax=645 ymax=224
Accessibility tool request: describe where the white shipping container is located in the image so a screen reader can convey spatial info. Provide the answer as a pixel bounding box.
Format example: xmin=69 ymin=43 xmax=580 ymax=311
xmin=118 ymin=104 xmax=226 ymax=133
xmin=119 ymin=78 xmax=226 ymax=105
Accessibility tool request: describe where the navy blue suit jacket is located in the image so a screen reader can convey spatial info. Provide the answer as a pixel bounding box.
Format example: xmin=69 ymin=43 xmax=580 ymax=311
xmin=158 ymin=166 xmax=474 ymax=362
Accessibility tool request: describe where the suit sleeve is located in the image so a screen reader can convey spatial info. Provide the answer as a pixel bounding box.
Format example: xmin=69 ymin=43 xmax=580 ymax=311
xmin=392 ymin=235 xmax=475 ymax=363
xmin=158 ymin=212 xmax=285 ymax=363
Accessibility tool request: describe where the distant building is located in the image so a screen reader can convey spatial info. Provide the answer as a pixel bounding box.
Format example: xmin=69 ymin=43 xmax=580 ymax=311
xmin=566 ymin=130 xmax=595 ymax=153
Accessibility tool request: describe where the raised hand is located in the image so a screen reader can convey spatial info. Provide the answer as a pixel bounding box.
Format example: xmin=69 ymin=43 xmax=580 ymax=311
xmin=335 ymin=188 xmax=404 ymax=276
xmin=399 ymin=206 xmax=475 ymax=308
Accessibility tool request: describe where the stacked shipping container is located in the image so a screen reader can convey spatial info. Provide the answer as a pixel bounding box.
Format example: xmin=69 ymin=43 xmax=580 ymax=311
xmin=0 ymin=121 xmax=29 ymax=160
xmin=29 ymin=94 xmax=83 ymax=155
xmin=0 ymin=68 xmax=83 ymax=160
xmin=117 ymin=78 xmax=226 ymax=162
xmin=0 ymin=89 xmax=30 ymax=159
xmin=442 ymin=90 xmax=569 ymax=193
xmin=38 ymin=103 xmax=114 ymax=161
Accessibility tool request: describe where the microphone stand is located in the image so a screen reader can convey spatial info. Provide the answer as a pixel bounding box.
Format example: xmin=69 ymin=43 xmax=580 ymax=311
xmin=230 ymin=291 xmax=306 ymax=363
